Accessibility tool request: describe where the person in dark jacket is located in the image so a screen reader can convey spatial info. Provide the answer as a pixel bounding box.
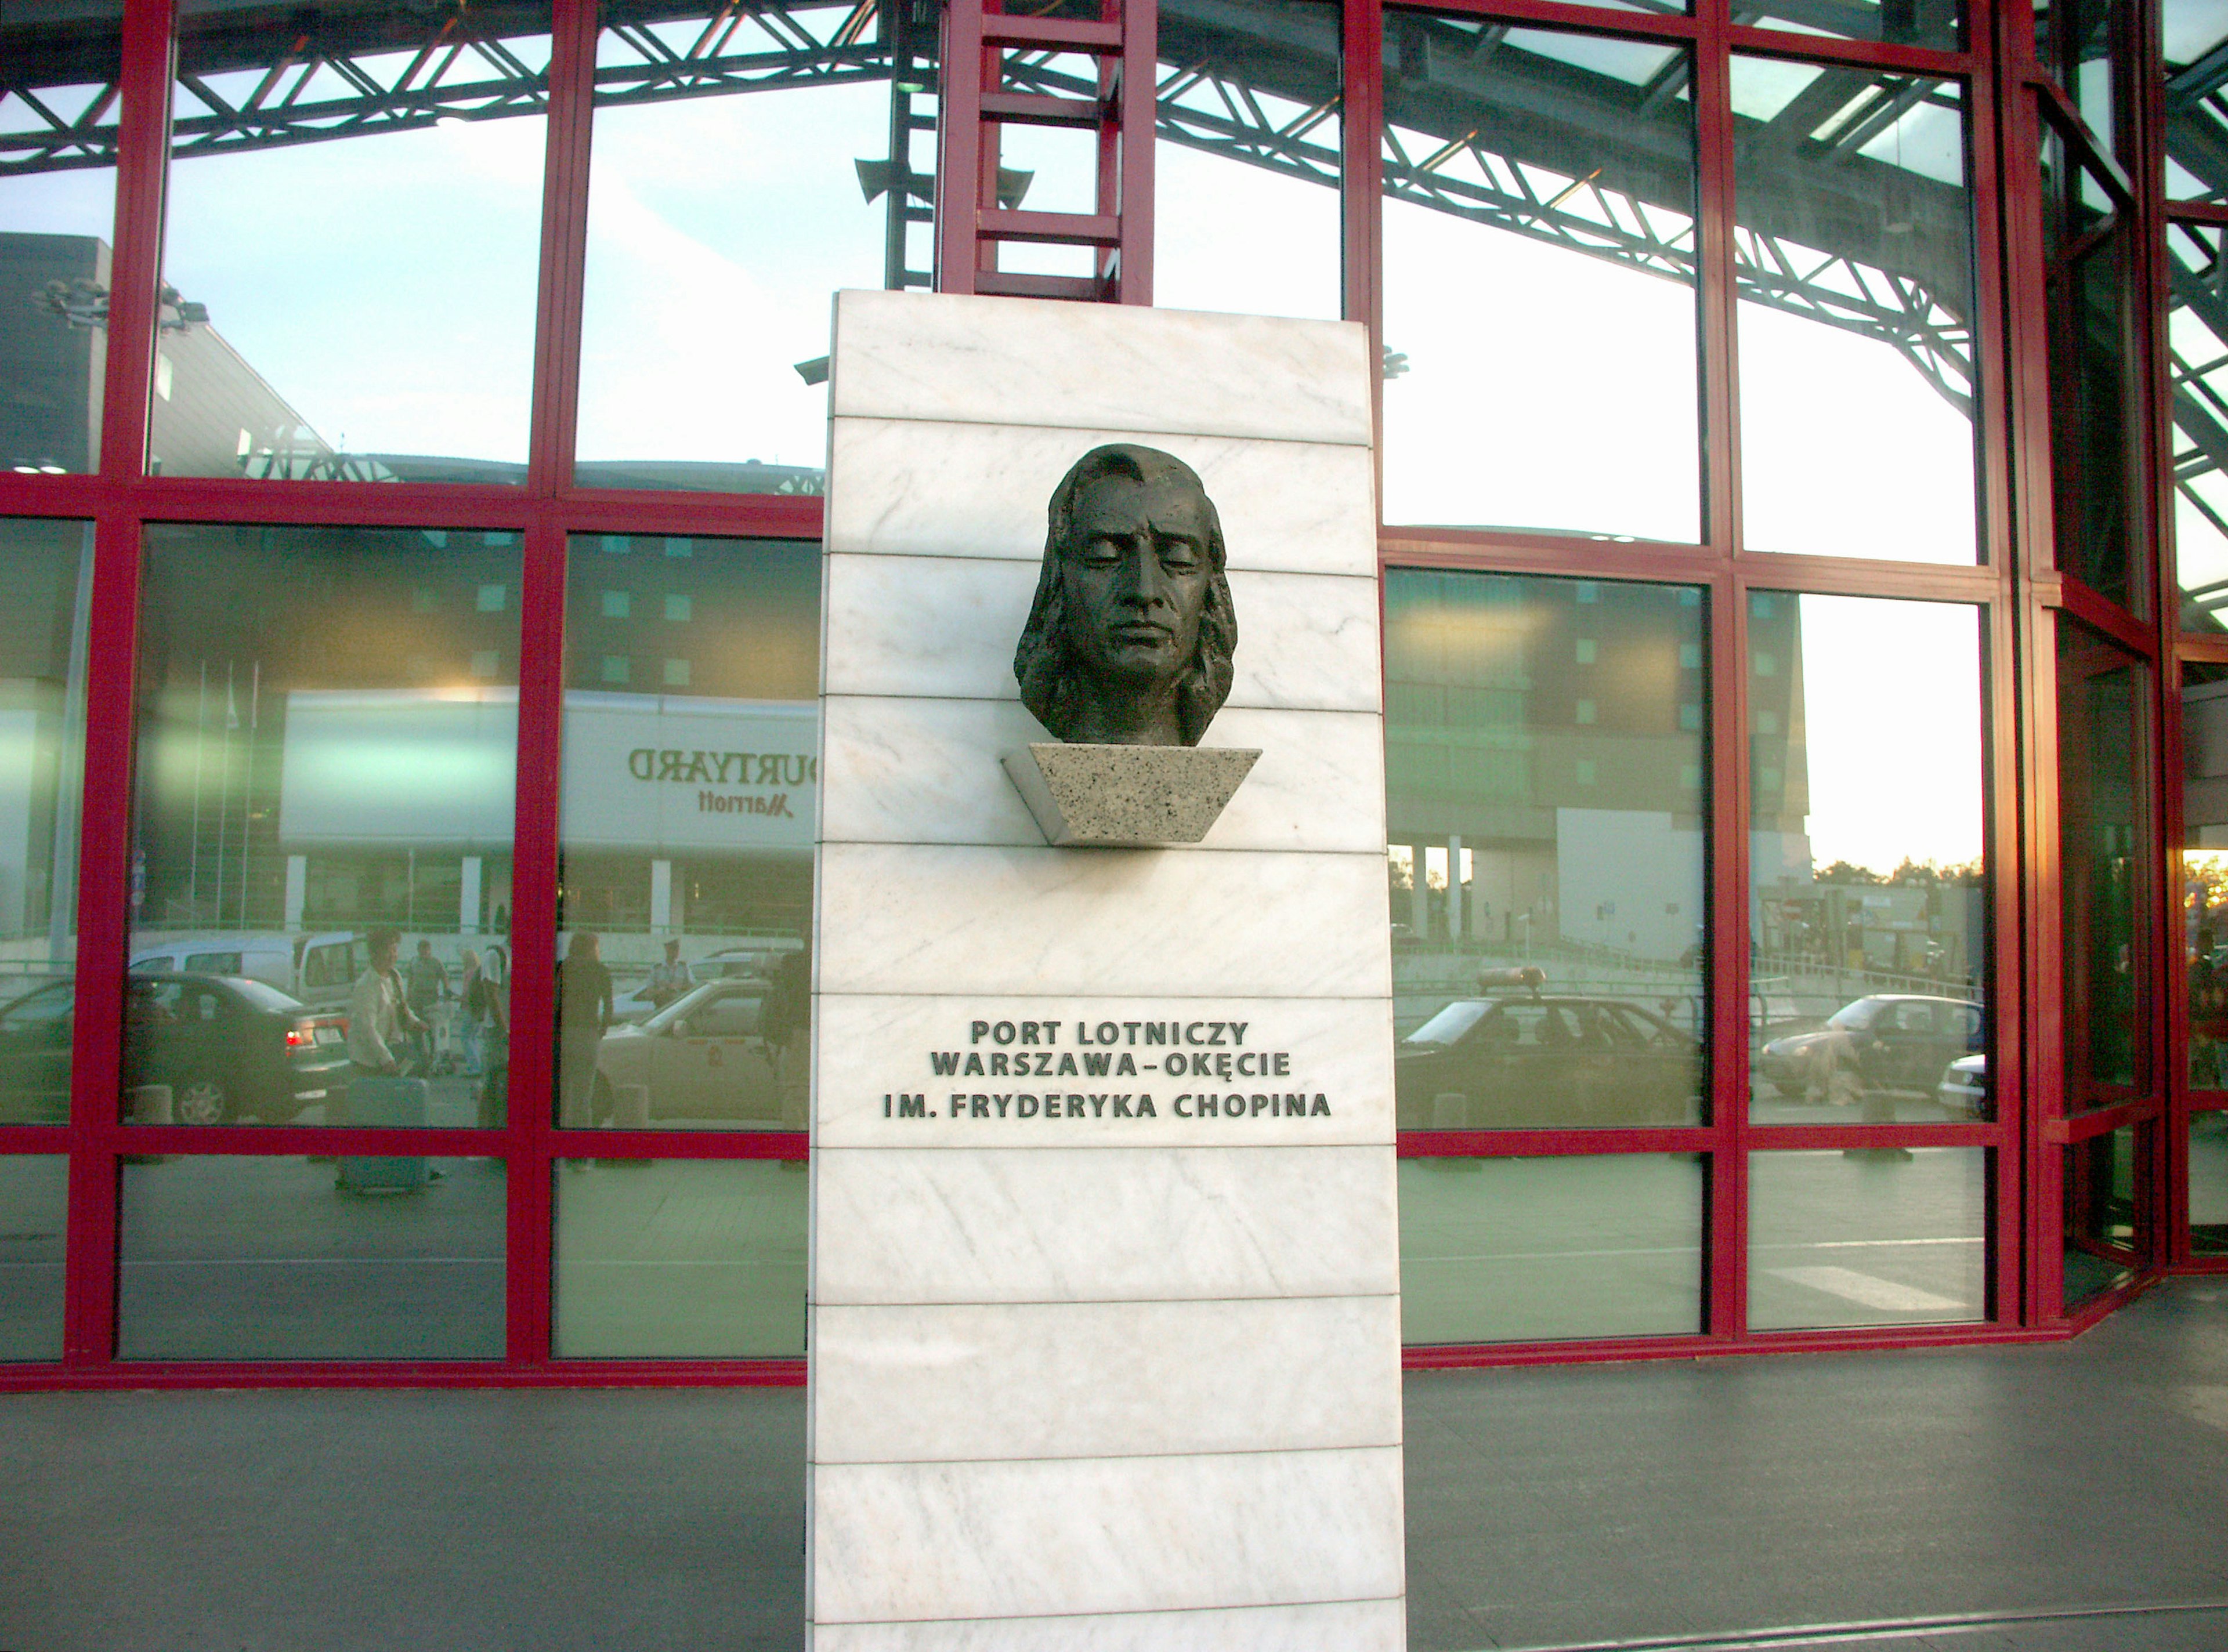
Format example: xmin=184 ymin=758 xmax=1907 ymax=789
xmin=556 ymin=930 xmax=613 ymax=1127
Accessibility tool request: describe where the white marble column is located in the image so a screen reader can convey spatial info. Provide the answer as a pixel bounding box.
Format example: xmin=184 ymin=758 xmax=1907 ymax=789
xmin=809 ymin=292 xmax=1404 ymax=1650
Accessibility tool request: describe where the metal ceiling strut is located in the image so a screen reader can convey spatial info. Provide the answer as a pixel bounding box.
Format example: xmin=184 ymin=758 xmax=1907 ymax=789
xmin=934 ymin=0 xmax=1155 ymax=302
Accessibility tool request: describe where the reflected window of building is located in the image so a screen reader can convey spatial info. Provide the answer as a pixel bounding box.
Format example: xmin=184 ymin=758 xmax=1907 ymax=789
xmin=556 ymin=536 xmax=818 ymax=1132
xmin=1385 ymin=570 xmax=1707 ymax=1131
xmin=2062 ymin=1124 xmax=2142 ymax=1306
xmin=1749 ymin=1148 xmax=1987 ymax=1330
xmin=573 ymin=0 xmax=938 ymax=493
xmin=0 ymin=520 xmax=91 ymax=1126
xmin=2057 ymin=622 xmax=2146 ymax=1105
xmin=117 ymin=1156 xmax=505 ymax=1359
xmin=1732 ymin=66 xmax=1978 ymax=564
xmin=0 ymin=0 xmax=122 ymax=475
xmin=2183 ymin=663 xmax=2228 ymax=1094
xmin=552 ymin=1158 xmax=806 ymax=1357
xmin=130 ymin=525 xmax=521 ymax=1128
xmin=0 ymin=1155 xmax=67 ymax=1361
xmin=1152 ymin=0 xmax=1341 ymax=321
xmin=154 ymin=0 xmax=550 ymax=481
xmin=1379 ymin=19 xmax=1700 ymax=542
xmin=1398 ymin=1155 xmax=1704 ymax=1344
xmin=1747 ymin=595 xmax=1988 ymax=1125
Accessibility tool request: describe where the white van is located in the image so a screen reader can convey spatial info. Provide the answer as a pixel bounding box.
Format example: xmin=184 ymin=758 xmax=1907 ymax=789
xmin=128 ymin=931 xmax=365 ymax=1009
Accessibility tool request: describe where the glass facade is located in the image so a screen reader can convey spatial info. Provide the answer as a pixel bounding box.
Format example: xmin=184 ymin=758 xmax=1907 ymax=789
xmin=0 ymin=0 xmax=2217 ymax=1383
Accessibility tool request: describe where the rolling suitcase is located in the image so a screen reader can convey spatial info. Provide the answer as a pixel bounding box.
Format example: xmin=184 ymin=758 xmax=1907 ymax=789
xmin=339 ymin=1073 xmax=430 ymax=1193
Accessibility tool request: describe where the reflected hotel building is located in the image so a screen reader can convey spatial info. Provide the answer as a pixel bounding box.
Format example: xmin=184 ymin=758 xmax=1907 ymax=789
xmin=0 ymin=0 xmax=2220 ymax=1392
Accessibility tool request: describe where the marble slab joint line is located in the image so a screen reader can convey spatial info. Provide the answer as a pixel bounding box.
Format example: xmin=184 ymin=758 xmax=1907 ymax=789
xmin=813 ymin=1591 xmax=1409 ymax=1630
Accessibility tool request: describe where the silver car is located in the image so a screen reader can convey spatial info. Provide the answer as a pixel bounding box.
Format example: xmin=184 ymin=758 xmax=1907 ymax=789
xmin=594 ymin=979 xmax=779 ymax=1124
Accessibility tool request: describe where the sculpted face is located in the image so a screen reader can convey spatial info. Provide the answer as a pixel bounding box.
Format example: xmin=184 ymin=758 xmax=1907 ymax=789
xmin=1055 ymin=473 xmax=1213 ymax=742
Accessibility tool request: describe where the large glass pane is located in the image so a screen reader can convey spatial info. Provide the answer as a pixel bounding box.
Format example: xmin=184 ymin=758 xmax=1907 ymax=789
xmin=131 ymin=526 xmax=520 ymax=1128
xmin=0 ymin=1155 xmax=66 ymax=1361
xmin=553 ymin=1158 xmax=806 ymax=1356
xmin=0 ymin=0 xmax=122 ymax=474
xmin=1386 ymin=571 xmax=1706 ymax=1131
xmin=1399 ymin=1154 xmax=1703 ymax=1343
xmin=1153 ymin=0 xmax=1341 ymax=321
xmin=1748 ymin=596 xmax=1987 ymax=1124
xmin=556 ymin=536 xmax=817 ymax=1131
xmin=156 ymin=0 xmax=550 ymax=480
xmin=2193 ymin=1110 xmax=2228 ymax=1254
xmin=0 ymin=519 xmax=89 ymax=1124
xmin=117 ymin=1155 xmax=505 ymax=1358
xmin=2183 ymin=664 xmax=2228 ymax=1091
xmin=2165 ymin=223 xmax=2228 ymax=626
xmin=2057 ymin=626 xmax=2146 ymax=1106
xmin=2037 ymin=0 xmax=2132 ymax=158
xmin=2166 ymin=0 xmax=2228 ymax=202
xmin=2062 ymin=1124 xmax=2142 ymax=1306
xmin=1731 ymin=65 xmax=1977 ymax=563
xmin=1736 ymin=0 xmax=1960 ymax=51
xmin=1380 ymin=20 xmax=1699 ymax=541
xmin=574 ymin=0 xmax=937 ymax=492
xmin=1749 ymin=1147 xmax=1987 ymax=1329
xmin=2041 ymin=132 xmax=2140 ymax=609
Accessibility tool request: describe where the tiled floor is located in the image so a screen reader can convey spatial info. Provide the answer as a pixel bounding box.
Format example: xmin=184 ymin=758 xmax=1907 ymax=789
xmin=5 ymin=1281 xmax=2227 ymax=1650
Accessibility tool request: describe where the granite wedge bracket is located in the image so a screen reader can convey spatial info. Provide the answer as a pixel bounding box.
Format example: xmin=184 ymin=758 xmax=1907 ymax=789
xmin=1002 ymin=742 xmax=1261 ymax=847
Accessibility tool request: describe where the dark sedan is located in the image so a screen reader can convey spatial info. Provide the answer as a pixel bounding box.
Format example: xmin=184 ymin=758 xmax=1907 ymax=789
xmin=0 ymin=973 xmax=352 ymax=1125
xmin=1395 ymin=994 xmax=1703 ymax=1129
xmin=1756 ymin=994 xmax=1983 ymax=1104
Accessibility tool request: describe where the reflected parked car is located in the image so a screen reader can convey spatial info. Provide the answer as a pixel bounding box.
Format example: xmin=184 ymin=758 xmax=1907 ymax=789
xmin=0 ymin=972 xmax=352 ymax=1125
xmin=1938 ymin=1053 xmax=1989 ymax=1118
xmin=1394 ymin=993 xmax=1702 ymax=1128
xmin=1757 ymin=994 xmax=1982 ymax=1103
xmin=593 ymin=978 xmax=779 ymax=1123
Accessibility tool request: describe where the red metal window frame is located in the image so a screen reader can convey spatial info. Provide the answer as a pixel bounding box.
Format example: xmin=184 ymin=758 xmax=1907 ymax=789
xmin=0 ymin=0 xmax=2194 ymax=1383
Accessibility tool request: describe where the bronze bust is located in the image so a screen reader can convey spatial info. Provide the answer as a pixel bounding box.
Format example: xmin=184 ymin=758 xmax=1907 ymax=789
xmin=1014 ymin=444 xmax=1238 ymax=747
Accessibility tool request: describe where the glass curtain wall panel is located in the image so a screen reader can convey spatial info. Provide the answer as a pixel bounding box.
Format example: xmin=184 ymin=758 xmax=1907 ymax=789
xmin=2166 ymin=0 xmax=2228 ymax=202
xmin=1737 ymin=0 xmax=1961 ymax=50
xmin=1384 ymin=570 xmax=1708 ymax=1130
xmin=573 ymin=0 xmax=938 ymax=492
xmin=552 ymin=1158 xmax=806 ymax=1356
xmin=2057 ymin=624 xmax=2147 ymax=1108
xmin=1748 ymin=1147 xmax=1988 ymax=1329
xmin=1398 ymin=1154 xmax=1704 ymax=1343
xmin=2193 ymin=1110 xmax=2228 ymax=1254
xmin=555 ymin=536 xmax=818 ymax=1131
xmin=1746 ymin=595 xmax=1988 ymax=1124
xmin=0 ymin=520 xmax=91 ymax=1125
xmin=2037 ymin=0 xmax=2135 ymax=158
xmin=2165 ymin=223 xmax=2228 ymax=628
xmin=0 ymin=0 xmax=122 ymax=474
xmin=2062 ymin=1124 xmax=2142 ymax=1304
xmin=117 ymin=1157 xmax=505 ymax=1358
xmin=2183 ymin=663 xmax=2228 ymax=1093
xmin=0 ymin=1155 xmax=66 ymax=1360
xmin=2040 ymin=125 xmax=2142 ymax=610
xmin=129 ymin=526 xmax=521 ymax=1128
xmin=1152 ymin=0 xmax=1343 ymax=321
xmin=1731 ymin=64 xmax=1979 ymax=564
xmin=1379 ymin=18 xmax=1701 ymax=542
xmin=156 ymin=0 xmax=551 ymax=480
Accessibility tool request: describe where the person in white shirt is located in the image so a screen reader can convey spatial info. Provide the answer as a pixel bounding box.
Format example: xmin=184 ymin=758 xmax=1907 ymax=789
xmin=347 ymin=928 xmax=422 ymax=1078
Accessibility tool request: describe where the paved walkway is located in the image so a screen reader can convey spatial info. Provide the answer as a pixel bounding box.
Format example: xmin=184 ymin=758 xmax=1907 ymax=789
xmin=5 ymin=1280 xmax=2226 ymax=1650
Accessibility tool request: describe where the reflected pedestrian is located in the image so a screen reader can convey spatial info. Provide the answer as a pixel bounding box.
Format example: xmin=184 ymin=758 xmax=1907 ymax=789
xmin=557 ymin=930 xmax=613 ymax=1128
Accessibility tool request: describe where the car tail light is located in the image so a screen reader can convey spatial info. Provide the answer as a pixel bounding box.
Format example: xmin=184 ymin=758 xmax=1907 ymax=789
xmin=286 ymin=1019 xmax=316 ymax=1049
